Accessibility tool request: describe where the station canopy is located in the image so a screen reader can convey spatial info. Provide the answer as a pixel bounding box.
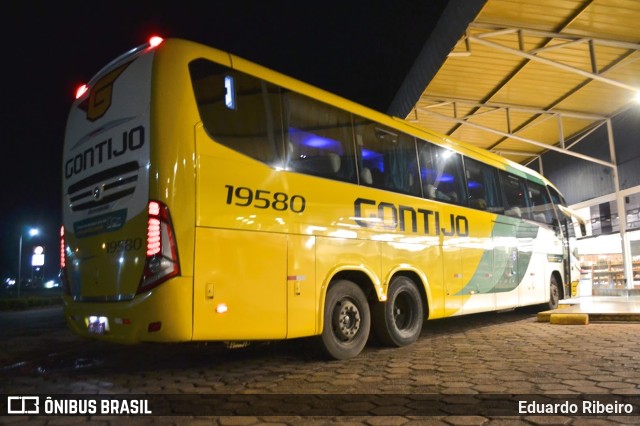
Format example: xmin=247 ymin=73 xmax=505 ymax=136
xmin=404 ymin=0 xmax=640 ymax=170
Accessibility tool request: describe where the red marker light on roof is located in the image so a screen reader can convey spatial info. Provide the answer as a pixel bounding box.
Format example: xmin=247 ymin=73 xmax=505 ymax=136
xmin=75 ymin=84 xmax=88 ymax=100
xmin=149 ymin=36 xmax=164 ymax=48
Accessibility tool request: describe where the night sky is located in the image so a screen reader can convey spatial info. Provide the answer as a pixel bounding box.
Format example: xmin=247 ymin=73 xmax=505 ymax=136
xmin=0 ymin=1 xmax=447 ymax=279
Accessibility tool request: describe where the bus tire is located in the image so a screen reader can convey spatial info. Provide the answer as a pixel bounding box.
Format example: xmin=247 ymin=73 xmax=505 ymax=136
xmin=548 ymin=274 xmax=560 ymax=310
xmin=373 ymin=276 xmax=423 ymax=347
xmin=318 ymin=280 xmax=370 ymax=360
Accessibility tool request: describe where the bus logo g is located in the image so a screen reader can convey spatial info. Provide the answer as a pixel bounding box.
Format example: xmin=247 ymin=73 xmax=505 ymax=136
xmin=86 ymin=62 xmax=131 ymax=121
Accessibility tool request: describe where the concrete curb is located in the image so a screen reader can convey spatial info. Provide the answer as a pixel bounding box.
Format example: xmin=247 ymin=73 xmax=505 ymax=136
xmin=549 ymin=313 xmax=589 ymax=325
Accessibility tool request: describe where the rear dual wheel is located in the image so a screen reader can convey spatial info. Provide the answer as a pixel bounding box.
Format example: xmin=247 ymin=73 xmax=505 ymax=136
xmin=318 ymin=276 xmax=424 ymax=360
xmin=373 ymin=276 xmax=424 ymax=347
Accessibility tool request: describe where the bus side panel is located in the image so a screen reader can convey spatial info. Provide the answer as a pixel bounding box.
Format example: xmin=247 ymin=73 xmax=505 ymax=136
xmin=532 ymin=226 xmax=564 ymax=304
xmin=443 ymin=243 xmax=464 ymax=316
xmin=287 ymin=234 xmax=317 ymax=338
xmin=151 ymin=41 xmax=230 ymax=280
xmin=517 ymin=223 xmax=543 ymax=305
xmin=520 ymin=249 xmax=547 ymax=304
xmin=492 ymin=220 xmax=520 ymax=309
xmin=441 ymin=206 xmax=496 ymax=316
xmin=193 ymin=227 xmax=287 ymax=340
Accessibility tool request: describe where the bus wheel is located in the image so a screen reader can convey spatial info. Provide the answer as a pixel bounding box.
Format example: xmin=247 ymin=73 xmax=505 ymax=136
xmin=373 ymin=276 xmax=423 ymax=347
xmin=319 ymin=280 xmax=370 ymax=360
xmin=548 ymin=274 xmax=560 ymax=310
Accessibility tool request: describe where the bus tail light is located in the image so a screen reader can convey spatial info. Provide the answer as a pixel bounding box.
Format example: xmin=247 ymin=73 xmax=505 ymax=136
xmin=60 ymin=225 xmax=70 ymax=295
xmin=60 ymin=225 xmax=66 ymax=269
xmin=138 ymin=201 xmax=180 ymax=293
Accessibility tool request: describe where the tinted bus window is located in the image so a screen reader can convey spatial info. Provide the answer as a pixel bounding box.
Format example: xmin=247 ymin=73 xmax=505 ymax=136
xmin=499 ymin=171 xmax=529 ymax=218
xmin=527 ymin=181 xmax=556 ymax=225
xmin=548 ymin=186 xmax=567 ymax=207
xmin=464 ymin=157 xmax=503 ymax=213
xmin=189 ymin=59 xmax=284 ymax=167
xmin=283 ymin=91 xmax=356 ymax=182
xmin=417 ymin=140 xmax=466 ymax=205
xmin=353 ymin=117 xmax=420 ymax=196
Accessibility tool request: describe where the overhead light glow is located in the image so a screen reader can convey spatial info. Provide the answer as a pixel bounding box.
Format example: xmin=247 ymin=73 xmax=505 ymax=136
xmin=634 ymin=92 xmax=640 ymax=103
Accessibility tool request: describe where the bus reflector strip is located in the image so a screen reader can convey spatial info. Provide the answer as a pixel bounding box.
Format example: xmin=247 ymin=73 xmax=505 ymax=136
xmin=287 ymin=275 xmax=306 ymax=281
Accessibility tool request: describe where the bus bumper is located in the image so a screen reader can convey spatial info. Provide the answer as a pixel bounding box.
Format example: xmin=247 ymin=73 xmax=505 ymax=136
xmin=63 ymin=276 xmax=193 ymax=344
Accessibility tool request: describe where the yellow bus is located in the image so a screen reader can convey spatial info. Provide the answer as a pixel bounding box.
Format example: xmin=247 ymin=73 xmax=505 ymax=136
xmin=61 ymin=36 xmax=582 ymax=359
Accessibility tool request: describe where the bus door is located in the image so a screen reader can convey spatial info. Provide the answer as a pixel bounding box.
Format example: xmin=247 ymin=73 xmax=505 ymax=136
xmin=556 ymin=205 xmax=586 ymax=298
xmin=492 ymin=219 xmax=519 ymax=309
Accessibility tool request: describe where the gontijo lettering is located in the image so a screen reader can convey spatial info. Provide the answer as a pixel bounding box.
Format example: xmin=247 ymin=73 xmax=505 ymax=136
xmin=354 ymin=197 xmax=469 ymax=236
xmin=64 ymin=125 xmax=145 ymax=178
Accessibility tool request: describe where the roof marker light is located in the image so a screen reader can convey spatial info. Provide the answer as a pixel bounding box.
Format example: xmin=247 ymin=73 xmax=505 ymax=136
xmin=149 ymin=36 xmax=164 ymax=48
xmin=75 ymin=84 xmax=88 ymax=100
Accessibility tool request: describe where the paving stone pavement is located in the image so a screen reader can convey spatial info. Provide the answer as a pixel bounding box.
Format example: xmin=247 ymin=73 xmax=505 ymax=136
xmin=0 ymin=305 xmax=639 ymax=425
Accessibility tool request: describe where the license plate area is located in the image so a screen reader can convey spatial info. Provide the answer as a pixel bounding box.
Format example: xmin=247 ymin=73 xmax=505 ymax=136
xmin=86 ymin=316 xmax=110 ymax=335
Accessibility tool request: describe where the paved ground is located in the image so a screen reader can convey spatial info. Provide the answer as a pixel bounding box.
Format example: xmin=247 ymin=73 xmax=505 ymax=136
xmin=0 ymin=303 xmax=639 ymax=425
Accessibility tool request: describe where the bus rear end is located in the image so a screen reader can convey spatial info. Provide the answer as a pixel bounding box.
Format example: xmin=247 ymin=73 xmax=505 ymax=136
xmin=61 ymin=38 xmax=191 ymax=344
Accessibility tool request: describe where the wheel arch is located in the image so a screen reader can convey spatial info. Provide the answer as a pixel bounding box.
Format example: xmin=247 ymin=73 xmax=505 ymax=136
xmin=317 ymin=265 xmax=433 ymax=334
xmin=317 ymin=267 xmax=380 ymax=335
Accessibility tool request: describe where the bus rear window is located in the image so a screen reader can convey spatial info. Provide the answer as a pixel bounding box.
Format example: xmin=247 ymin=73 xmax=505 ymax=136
xmin=189 ymin=59 xmax=285 ymax=167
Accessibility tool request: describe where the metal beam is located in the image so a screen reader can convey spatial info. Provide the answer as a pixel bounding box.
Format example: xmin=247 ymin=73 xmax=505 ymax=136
xmin=468 ymin=35 xmax=640 ymax=93
xmin=417 ymin=95 xmax=611 ymax=166
xmin=607 ymin=119 xmax=634 ymax=289
xmin=493 ymin=149 xmax=539 ymax=157
xmin=470 ymin=23 xmax=640 ymax=52
xmin=415 ymin=106 xmax=616 ymax=169
xmin=419 ymin=96 xmax=608 ymax=120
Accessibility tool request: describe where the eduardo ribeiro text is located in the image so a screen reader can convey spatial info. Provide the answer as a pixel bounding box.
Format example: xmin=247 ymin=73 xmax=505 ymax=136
xmin=519 ymin=399 xmax=634 ymax=415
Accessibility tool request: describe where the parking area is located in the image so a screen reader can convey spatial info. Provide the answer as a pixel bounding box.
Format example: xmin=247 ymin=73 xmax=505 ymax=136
xmin=1 ymin=303 xmax=639 ymax=425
